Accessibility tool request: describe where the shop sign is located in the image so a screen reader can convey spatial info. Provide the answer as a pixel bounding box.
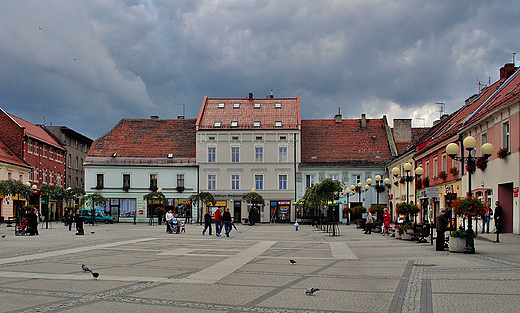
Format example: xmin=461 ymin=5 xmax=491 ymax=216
xmin=445 ymin=185 xmax=454 ymax=194
xmin=271 ymin=201 xmax=278 ymax=206
xmin=514 ymin=187 xmax=519 ymax=198
xmin=278 ymin=201 xmax=291 ymax=205
xmin=426 ymin=187 xmax=440 ymax=198
xmin=176 ymin=199 xmax=191 ymax=204
xmin=139 ymin=210 xmax=144 ymax=214
xmin=387 ymin=194 xmax=393 ymax=200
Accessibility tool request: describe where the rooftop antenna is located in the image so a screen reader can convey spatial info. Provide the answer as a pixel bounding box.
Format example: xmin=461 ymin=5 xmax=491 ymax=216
xmin=43 ymin=116 xmax=45 ymax=126
xmin=514 ymin=52 xmax=517 ymax=66
xmin=435 ymin=102 xmax=445 ymax=118
xmin=476 ymin=76 xmax=487 ymax=93
xmin=174 ymin=103 xmax=185 ymax=118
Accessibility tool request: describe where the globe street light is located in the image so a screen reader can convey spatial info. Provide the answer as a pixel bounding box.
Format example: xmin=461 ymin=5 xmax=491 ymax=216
xmin=392 ymin=163 xmax=423 ymax=204
xmin=446 ymin=136 xmax=494 ymax=254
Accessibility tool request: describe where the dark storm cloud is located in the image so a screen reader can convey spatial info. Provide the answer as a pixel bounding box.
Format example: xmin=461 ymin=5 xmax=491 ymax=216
xmin=0 ymin=0 xmax=518 ymax=138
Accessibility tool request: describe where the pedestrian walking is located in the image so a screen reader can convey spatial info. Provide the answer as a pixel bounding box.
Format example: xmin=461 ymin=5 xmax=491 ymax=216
xmin=27 ymin=208 xmax=39 ymax=236
xmin=215 ymin=207 xmax=223 ymax=236
xmin=382 ymin=208 xmax=391 ymax=236
xmin=482 ymin=206 xmax=492 ymax=234
xmin=74 ymin=209 xmax=84 ymax=235
xmin=435 ymin=210 xmax=448 ymax=251
xmin=294 ymin=221 xmax=299 ymax=231
xmin=165 ymin=209 xmax=174 ymax=233
xmin=222 ymin=208 xmax=232 ymax=237
xmin=202 ymin=211 xmax=212 ymax=235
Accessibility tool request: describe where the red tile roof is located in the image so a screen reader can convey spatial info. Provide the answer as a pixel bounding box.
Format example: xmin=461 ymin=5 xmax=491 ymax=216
xmin=301 ymin=118 xmax=391 ymax=166
xmin=8 ymin=114 xmax=64 ymax=151
xmin=197 ymin=96 xmax=301 ymax=130
xmin=395 ymin=127 xmax=430 ymax=155
xmin=0 ymin=139 xmax=30 ymax=168
xmin=88 ymin=118 xmax=196 ymax=158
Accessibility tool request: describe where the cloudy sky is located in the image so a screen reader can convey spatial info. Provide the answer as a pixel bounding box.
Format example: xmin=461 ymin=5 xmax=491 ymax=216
xmin=1 ymin=0 xmax=518 ymax=139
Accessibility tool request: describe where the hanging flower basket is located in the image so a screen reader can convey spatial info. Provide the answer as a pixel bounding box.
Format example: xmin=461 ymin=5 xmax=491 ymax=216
xmin=422 ymin=177 xmax=430 ymax=187
xmin=375 ymin=184 xmax=386 ymax=193
xmin=415 ymin=178 xmax=422 ymax=189
xmin=497 ymin=147 xmax=508 ymax=160
xmin=452 ymin=196 xmax=487 ymax=218
xmin=466 ymin=163 xmax=475 ymax=174
xmin=399 ymin=177 xmax=405 ymax=184
xmin=449 ymin=167 xmax=459 ymax=174
xmin=476 ymin=158 xmax=487 ymax=171
xmin=396 ymin=202 xmax=420 ymax=216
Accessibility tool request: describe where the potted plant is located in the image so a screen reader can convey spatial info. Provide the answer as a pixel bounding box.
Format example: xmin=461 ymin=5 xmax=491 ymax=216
xmin=422 ymin=177 xmax=430 ymax=187
xmin=449 ymin=227 xmax=468 ymax=252
xmin=122 ymin=185 xmax=130 ymax=192
xmin=176 ymin=186 xmax=185 ymax=193
xmin=476 ymin=158 xmax=487 ymax=171
xmin=415 ymin=178 xmax=422 ymax=189
xmin=497 ymin=147 xmax=508 ymax=160
xmin=439 ymin=170 xmax=447 ymax=179
xmin=449 ymin=167 xmax=459 ymax=174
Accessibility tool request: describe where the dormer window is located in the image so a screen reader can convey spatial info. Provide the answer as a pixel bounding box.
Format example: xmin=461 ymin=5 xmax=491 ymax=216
xmin=218 ymin=103 xmax=225 ymax=108
xmin=275 ymin=121 xmax=282 ymax=127
xmin=275 ymin=102 xmax=282 ymax=108
xmin=280 ymin=136 xmax=287 ymax=141
xmin=231 ymin=121 xmax=238 ymax=127
xmin=208 ymin=136 xmax=216 ymax=141
xmin=253 ymin=121 xmax=261 ymax=127
xmin=255 ymin=136 xmax=263 ymax=141
xmin=233 ymin=103 xmax=240 ymax=108
xmin=254 ymin=103 xmax=261 ymax=108
xmin=214 ymin=121 xmax=221 ymax=128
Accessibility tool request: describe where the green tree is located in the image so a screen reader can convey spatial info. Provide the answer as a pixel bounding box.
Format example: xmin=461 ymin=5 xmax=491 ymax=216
xmin=189 ymin=192 xmax=216 ymax=224
xmin=0 ymin=179 xmax=32 ymax=200
xmin=80 ymin=193 xmax=108 ymax=225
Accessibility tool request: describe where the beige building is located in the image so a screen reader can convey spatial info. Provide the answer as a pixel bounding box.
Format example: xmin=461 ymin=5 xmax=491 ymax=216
xmin=196 ymin=93 xmax=301 ymax=223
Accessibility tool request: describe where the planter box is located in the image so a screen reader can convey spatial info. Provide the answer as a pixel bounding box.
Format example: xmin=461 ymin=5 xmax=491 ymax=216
xmin=402 ymin=233 xmax=412 ymax=240
xmin=449 ymin=237 xmax=466 ymax=253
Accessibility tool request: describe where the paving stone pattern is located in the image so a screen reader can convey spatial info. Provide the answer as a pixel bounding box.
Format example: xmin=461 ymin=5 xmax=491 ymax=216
xmin=1 ymin=222 xmax=520 ymax=312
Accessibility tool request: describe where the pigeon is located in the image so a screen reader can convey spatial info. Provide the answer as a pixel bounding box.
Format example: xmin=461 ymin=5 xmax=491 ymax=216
xmin=290 ymin=259 xmax=297 ymax=264
xmin=305 ymin=288 xmax=320 ymax=295
xmin=1 ymin=235 xmax=5 ymax=238
xmin=81 ymin=264 xmax=100 ymax=279
xmin=91 ymin=231 xmax=95 ymax=234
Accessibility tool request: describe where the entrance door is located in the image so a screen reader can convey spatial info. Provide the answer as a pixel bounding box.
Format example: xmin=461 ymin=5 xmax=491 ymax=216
xmin=233 ymin=200 xmax=241 ymax=223
xmin=498 ymin=182 xmax=514 ymax=233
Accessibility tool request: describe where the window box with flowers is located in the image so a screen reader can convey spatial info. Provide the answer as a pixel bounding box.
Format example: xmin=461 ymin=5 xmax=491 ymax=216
xmin=399 ymin=177 xmax=405 ymax=184
xmin=439 ymin=171 xmax=447 ymax=179
xmin=449 ymin=167 xmax=459 ymax=174
xmin=497 ymin=147 xmax=508 ymax=160
xmin=422 ymin=177 xmax=430 ymax=187
xmin=122 ymin=185 xmax=130 ymax=192
xmin=415 ymin=178 xmax=422 ymax=190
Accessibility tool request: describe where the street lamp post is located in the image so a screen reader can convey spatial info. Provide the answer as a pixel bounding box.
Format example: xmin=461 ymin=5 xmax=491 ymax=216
xmin=392 ymin=163 xmax=423 ymax=205
xmin=446 ymin=136 xmax=494 ymax=254
xmin=341 ymin=188 xmax=352 ymax=224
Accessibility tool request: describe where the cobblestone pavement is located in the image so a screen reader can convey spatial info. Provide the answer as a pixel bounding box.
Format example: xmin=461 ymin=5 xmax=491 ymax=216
xmin=1 ymin=222 xmax=520 ymax=313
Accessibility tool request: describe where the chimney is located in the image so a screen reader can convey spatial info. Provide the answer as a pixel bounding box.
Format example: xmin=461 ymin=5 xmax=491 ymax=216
xmin=361 ymin=114 xmax=366 ymax=128
xmin=334 ymin=108 xmax=342 ymax=123
xmin=393 ymin=119 xmax=412 ymax=142
xmin=249 ymin=93 xmax=253 ymax=100
xmin=150 ymin=115 xmax=159 ymax=119
xmin=500 ymin=63 xmax=517 ymax=80
xmin=270 ymin=90 xmax=273 ymax=98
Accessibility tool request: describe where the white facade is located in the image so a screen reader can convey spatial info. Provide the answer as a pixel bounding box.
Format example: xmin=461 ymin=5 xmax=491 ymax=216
xmin=84 ymin=157 xmax=198 ymax=223
xmin=196 ymin=130 xmax=300 ymax=223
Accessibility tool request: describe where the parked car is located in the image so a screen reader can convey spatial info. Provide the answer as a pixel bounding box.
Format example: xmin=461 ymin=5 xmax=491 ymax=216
xmin=80 ymin=209 xmax=114 ymax=224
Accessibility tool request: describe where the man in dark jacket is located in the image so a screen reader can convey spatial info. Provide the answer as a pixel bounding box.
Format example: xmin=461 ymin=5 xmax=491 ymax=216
xmin=203 ymin=211 xmax=212 ymax=235
xmin=27 ymin=208 xmax=39 ymax=236
xmin=435 ymin=210 xmax=448 ymax=251
xmin=74 ymin=209 xmax=84 ymax=235
xmin=222 ymin=208 xmax=232 ymax=237
xmin=494 ymin=201 xmax=503 ymax=234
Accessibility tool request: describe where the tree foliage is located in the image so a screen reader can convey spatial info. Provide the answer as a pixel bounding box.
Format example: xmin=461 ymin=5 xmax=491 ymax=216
xmin=0 ymin=179 xmax=32 ymax=200
xmin=80 ymin=192 xmax=108 ymax=208
xmin=242 ymin=190 xmax=265 ymax=208
xmin=189 ymin=192 xmax=217 ymax=209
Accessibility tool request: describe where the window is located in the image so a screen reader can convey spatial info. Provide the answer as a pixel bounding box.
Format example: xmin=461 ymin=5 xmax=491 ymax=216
xmin=49 ymin=148 xmax=53 ymax=160
xmin=279 ymin=147 xmax=287 ymax=162
xmin=34 ymin=143 xmax=38 ymax=156
xmin=208 ymin=175 xmax=216 ymax=190
xmin=306 ymin=174 xmax=315 ymax=188
xmin=425 ymin=161 xmax=430 ymax=177
xmin=503 ymin=122 xmax=510 ymax=151
xmin=218 ymin=103 xmax=225 ymax=108
xmin=43 ymin=169 xmax=47 ymax=184
xmin=56 ymin=173 xmax=62 ymax=185
xmin=433 ymin=157 xmax=438 ymax=177
xmin=7 ymin=172 xmax=12 ymax=180
xmin=255 ymin=147 xmax=264 ymax=163
xmin=280 ymin=136 xmax=287 ymax=141
xmin=253 ymin=121 xmax=261 ymax=127
xmin=232 ymin=136 xmax=239 ymax=141
xmin=28 ymin=141 xmax=33 ymax=153
xmin=208 ymin=136 xmax=216 ymax=141
xmin=43 ymin=146 xmax=47 ymax=158
xmin=34 ymin=167 xmax=38 ymax=181
xmin=254 ymin=103 xmax=261 ymax=108
xmin=255 ymin=175 xmax=264 ymax=190
xmin=214 ymin=121 xmax=221 ymax=127
xmin=208 ymin=147 xmax=216 ymax=163
xmin=123 ymin=174 xmax=131 ymax=188
xmin=177 ymin=174 xmax=185 ymax=188
xmin=330 ymin=174 xmax=338 ymax=181
xmin=68 ymin=154 xmax=72 ymax=168
xmin=279 ymin=175 xmax=288 ymax=190
xmin=275 ymin=121 xmax=282 ymax=127
xmin=231 ymin=175 xmax=240 ymax=190
xmin=231 ymin=121 xmax=238 ymax=127
xmin=352 ymin=174 xmax=361 ymax=186
xmin=150 ymin=174 xmax=157 ymax=188
xmin=231 ymin=147 xmax=240 ymax=163
xmin=481 ymin=133 xmax=488 ymax=145
xmin=442 ymin=154 xmax=447 ymax=172
xmin=96 ymin=174 xmax=104 ymax=188
xmin=275 ymin=102 xmax=282 ymax=108
xmin=233 ymin=103 xmax=240 ymax=108
xmin=76 ymin=157 xmax=79 ymax=169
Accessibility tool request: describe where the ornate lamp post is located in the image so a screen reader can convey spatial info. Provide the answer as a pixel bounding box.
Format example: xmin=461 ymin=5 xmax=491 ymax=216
xmin=352 ymin=181 xmax=370 ymax=205
xmin=367 ymin=175 xmax=388 ymax=205
xmin=392 ymin=163 xmax=423 ymax=204
xmin=341 ymin=188 xmax=352 ymax=224
xmin=446 ymin=136 xmax=494 ymax=254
